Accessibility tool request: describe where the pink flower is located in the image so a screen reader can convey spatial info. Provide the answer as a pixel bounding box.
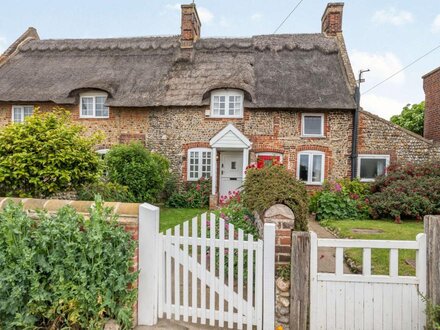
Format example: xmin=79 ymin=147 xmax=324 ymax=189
xmin=334 ymin=183 xmax=342 ymax=192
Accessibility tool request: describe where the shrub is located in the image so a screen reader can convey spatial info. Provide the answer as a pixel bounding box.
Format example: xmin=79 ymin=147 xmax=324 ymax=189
xmin=166 ymin=177 xmax=211 ymax=208
xmin=312 ymin=179 xmax=370 ymax=221
xmin=105 ymin=143 xmax=169 ymax=202
xmin=77 ymin=180 xmax=135 ymax=202
xmin=369 ymin=162 xmax=440 ymax=222
xmin=0 ymin=198 xmax=137 ymax=329
xmin=242 ymin=165 xmax=309 ymax=231
xmin=0 ymin=108 xmax=103 ymax=198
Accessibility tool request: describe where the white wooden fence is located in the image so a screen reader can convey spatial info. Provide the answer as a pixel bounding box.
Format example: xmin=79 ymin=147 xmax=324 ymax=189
xmin=137 ymin=205 xmax=276 ymax=329
xmin=310 ymin=232 xmax=427 ymax=330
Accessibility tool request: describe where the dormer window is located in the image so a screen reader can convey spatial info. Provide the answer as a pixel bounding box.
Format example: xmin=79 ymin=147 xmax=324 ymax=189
xmin=80 ymin=92 xmax=109 ymax=118
xmin=210 ymin=90 xmax=244 ymax=118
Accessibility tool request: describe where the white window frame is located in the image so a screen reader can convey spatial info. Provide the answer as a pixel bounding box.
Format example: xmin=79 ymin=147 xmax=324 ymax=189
xmin=210 ymin=89 xmax=244 ymax=118
xmin=11 ymin=105 xmax=34 ymax=123
xmin=297 ymin=150 xmax=325 ymax=185
xmin=357 ymin=154 xmax=390 ymax=182
xmin=187 ymin=148 xmax=212 ymax=181
xmin=80 ymin=92 xmax=109 ymax=119
xmin=301 ymin=113 xmax=325 ymax=137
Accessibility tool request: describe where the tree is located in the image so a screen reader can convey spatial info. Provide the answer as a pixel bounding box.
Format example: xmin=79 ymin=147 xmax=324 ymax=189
xmin=390 ymin=101 xmax=425 ymax=136
xmin=0 ymin=108 xmax=103 ymax=197
xmin=105 ymin=142 xmax=169 ymax=202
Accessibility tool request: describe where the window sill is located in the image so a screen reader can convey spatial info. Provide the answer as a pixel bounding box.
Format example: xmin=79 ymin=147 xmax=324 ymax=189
xmin=208 ymin=116 xmax=243 ymax=119
xmin=79 ymin=116 xmax=110 ymax=119
xmin=300 ymin=135 xmax=326 ymax=139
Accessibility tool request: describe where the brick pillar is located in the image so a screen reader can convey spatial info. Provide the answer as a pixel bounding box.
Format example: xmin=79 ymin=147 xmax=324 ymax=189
xmin=263 ymin=204 xmax=295 ymax=266
xmin=257 ymin=204 xmax=295 ymax=330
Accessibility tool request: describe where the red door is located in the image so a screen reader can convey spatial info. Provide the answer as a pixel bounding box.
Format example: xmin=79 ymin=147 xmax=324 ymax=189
xmin=257 ymin=155 xmax=282 ymax=168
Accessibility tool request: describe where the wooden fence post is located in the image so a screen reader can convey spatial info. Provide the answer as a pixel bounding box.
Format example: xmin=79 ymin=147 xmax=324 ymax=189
xmin=290 ymin=231 xmax=311 ymax=330
xmin=425 ymin=215 xmax=440 ymax=308
xmin=138 ymin=203 xmax=160 ymax=326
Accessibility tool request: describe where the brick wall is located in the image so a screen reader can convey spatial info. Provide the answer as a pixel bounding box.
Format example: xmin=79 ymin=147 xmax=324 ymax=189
xmin=1 ymin=102 xmax=439 ymax=188
xmin=423 ymin=67 xmax=440 ymax=143
xmin=358 ymin=110 xmax=440 ymax=168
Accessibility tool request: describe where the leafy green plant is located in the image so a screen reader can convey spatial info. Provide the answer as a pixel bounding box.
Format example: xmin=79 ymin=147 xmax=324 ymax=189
xmin=421 ymin=295 xmax=440 ymax=330
xmin=105 ymin=142 xmax=169 ymax=203
xmin=0 ymin=108 xmax=103 ymax=198
xmin=166 ymin=177 xmax=211 ymax=209
xmin=77 ymin=180 xmax=135 ymax=202
xmin=242 ymin=164 xmax=309 ymax=231
xmin=313 ymin=179 xmax=370 ymax=220
xmin=276 ymin=265 xmax=291 ymax=281
xmin=390 ymin=101 xmax=425 ymax=136
xmin=0 ymin=197 xmax=138 ymax=329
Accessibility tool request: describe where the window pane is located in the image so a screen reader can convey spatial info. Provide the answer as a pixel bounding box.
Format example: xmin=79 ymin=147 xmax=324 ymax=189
xmin=23 ymin=106 xmax=33 ymax=118
xmin=189 ymin=151 xmax=200 ymax=179
xmin=304 ymin=116 xmax=323 ymax=135
xmin=299 ymin=154 xmax=309 ymax=181
xmin=81 ymin=97 xmax=94 ymax=116
xmin=360 ymin=158 xmax=387 ymax=179
xmin=312 ymin=155 xmax=323 ymax=182
xmin=13 ymin=107 xmax=23 ymax=123
xmin=201 ymin=151 xmax=211 ymax=178
xmin=95 ymin=96 xmax=109 ymax=117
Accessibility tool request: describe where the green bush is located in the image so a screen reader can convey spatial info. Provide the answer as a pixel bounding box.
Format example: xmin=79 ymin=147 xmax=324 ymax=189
xmin=242 ymin=165 xmax=309 ymax=231
xmin=105 ymin=143 xmax=169 ymax=203
xmin=0 ymin=108 xmax=103 ymax=198
xmin=0 ymin=198 xmax=137 ymax=329
xmin=77 ymin=180 xmax=135 ymax=202
xmin=312 ymin=179 xmax=370 ymax=221
xmin=369 ymin=162 xmax=440 ymax=222
xmin=166 ymin=177 xmax=211 ymax=208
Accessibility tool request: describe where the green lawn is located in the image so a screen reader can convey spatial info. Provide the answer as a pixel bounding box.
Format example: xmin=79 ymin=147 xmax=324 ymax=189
xmin=321 ymin=219 xmax=424 ymax=276
xmin=159 ymin=207 xmax=208 ymax=233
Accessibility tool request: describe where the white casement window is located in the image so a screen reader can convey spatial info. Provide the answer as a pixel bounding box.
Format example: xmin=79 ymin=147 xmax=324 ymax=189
xmin=80 ymin=93 xmax=109 ymax=118
xmin=297 ymin=151 xmax=325 ymax=185
xmin=187 ymin=148 xmax=212 ymax=181
xmin=358 ymin=155 xmax=390 ymax=182
xmin=301 ymin=113 xmax=324 ymax=137
xmin=12 ymin=105 xmax=34 ymax=123
xmin=210 ymin=90 xmax=244 ymax=118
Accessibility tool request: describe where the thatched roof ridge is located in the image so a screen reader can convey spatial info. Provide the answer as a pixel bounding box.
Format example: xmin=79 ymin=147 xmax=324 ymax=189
xmin=0 ymin=33 xmax=356 ymax=109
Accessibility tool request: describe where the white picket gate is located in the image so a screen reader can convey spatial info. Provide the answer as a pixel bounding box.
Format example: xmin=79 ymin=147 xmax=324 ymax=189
xmin=310 ymin=232 xmax=427 ymax=330
xmin=137 ymin=204 xmax=276 ymax=329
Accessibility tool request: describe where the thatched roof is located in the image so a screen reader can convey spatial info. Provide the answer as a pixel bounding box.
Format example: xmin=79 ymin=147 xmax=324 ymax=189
xmin=0 ymin=33 xmax=355 ymax=109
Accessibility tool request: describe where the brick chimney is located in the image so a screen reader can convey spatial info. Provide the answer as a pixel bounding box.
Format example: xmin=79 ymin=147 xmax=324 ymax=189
xmin=321 ymin=3 xmax=344 ymax=36
xmin=423 ymin=67 xmax=440 ymax=143
xmin=180 ymin=4 xmax=201 ymax=49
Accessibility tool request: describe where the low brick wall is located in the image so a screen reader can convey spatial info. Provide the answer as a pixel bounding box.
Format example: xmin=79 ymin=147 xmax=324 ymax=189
xmin=0 ymin=197 xmax=140 ymax=327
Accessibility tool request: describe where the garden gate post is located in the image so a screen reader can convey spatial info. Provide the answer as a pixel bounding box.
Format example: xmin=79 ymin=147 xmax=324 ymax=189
xmin=263 ymin=223 xmax=276 ymax=329
xmin=425 ymin=215 xmax=440 ymax=311
xmin=138 ymin=203 xmax=160 ymax=326
xmin=290 ymin=231 xmax=311 ymax=330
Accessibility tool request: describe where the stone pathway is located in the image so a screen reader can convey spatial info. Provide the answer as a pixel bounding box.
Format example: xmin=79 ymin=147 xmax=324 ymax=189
xmin=308 ymin=217 xmax=351 ymax=274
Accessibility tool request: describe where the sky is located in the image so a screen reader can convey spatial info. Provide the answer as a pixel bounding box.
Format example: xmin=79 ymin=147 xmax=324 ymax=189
xmin=1 ymin=0 xmax=439 ymax=120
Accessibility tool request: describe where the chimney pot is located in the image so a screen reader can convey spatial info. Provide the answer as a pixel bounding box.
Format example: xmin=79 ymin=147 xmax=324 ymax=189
xmin=321 ymin=2 xmax=344 ymax=36
xmin=180 ymin=4 xmax=201 ymax=49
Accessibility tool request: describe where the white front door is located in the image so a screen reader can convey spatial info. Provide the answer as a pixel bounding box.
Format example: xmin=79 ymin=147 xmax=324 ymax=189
xmin=219 ymin=151 xmax=243 ymax=198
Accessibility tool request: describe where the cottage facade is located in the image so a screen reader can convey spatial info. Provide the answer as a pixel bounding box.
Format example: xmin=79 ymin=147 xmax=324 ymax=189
xmin=0 ymin=3 xmax=439 ymax=203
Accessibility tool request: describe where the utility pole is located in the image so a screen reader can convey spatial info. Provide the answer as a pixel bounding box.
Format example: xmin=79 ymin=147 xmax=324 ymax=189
xmin=351 ymin=69 xmax=370 ymax=180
